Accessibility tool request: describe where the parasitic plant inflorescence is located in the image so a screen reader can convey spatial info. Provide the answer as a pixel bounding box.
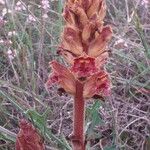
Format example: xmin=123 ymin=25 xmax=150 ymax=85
xmin=46 ymin=0 xmax=112 ymax=149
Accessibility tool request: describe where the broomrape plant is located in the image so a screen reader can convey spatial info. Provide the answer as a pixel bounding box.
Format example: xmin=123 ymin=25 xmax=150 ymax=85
xmin=46 ymin=0 xmax=112 ymax=149
xmin=15 ymin=119 xmax=45 ymax=150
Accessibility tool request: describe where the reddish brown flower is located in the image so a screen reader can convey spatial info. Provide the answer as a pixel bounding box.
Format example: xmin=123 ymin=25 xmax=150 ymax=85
xmin=72 ymin=55 xmax=98 ymax=78
xmin=46 ymin=61 xmax=76 ymax=95
xmin=83 ymin=71 xmax=111 ymax=99
xmin=16 ymin=119 xmax=45 ymax=150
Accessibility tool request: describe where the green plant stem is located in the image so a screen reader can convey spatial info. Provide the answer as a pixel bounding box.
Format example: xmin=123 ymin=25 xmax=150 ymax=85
xmin=71 ymin=80 xmax=85 ymax=150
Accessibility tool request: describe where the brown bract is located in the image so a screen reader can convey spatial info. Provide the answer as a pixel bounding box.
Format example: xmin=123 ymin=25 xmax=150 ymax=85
xmin=88 ymin=26 xmax=112 ymax=57
xmin=15 ymin=119 xmax=45 ymax=150
xmin=83 ymin=71 xmax=111 ymax=99
xmin=46 ymin=61 xmax=76 ymax=95
xmin=61 ymin=25 xmax=83 ymax=55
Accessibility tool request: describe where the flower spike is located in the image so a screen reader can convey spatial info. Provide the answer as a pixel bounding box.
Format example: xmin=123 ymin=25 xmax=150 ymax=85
xmin=46 ymin=0 xmax=112 ymax=149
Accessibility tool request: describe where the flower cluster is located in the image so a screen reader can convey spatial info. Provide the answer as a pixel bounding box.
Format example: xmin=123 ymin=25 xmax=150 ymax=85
xmin=0 ymin=0 xmax=5 ymax=5
xmin=15 ymin=1 xmax=26 ymax=11
xmin=41 ymin=0 xmax=50 ymax=11
xmin=41 ymin=0 xmax=50 ymax=19
xmin=142 ymin=0 xmax=149 ymax=8
xmin=47 ymin=0 xmax=112 ymax=99
xmin=7 ymin=49 xmax=16 ymax=60
xmin=26 ymin=14 xmax=37 ymax=23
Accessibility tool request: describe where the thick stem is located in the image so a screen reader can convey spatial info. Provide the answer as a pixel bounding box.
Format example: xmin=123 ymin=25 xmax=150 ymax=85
xmin=71 ymin=80 xmax=85 ymax=150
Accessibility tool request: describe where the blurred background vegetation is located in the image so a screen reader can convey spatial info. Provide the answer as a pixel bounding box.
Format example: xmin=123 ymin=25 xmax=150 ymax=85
xmin=0 ymin=0 xmax=150 ymax=149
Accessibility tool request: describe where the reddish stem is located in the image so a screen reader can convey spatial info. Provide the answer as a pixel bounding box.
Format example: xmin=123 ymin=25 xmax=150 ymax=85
xmin=71 ymin=80 xmax=85 ymax=150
